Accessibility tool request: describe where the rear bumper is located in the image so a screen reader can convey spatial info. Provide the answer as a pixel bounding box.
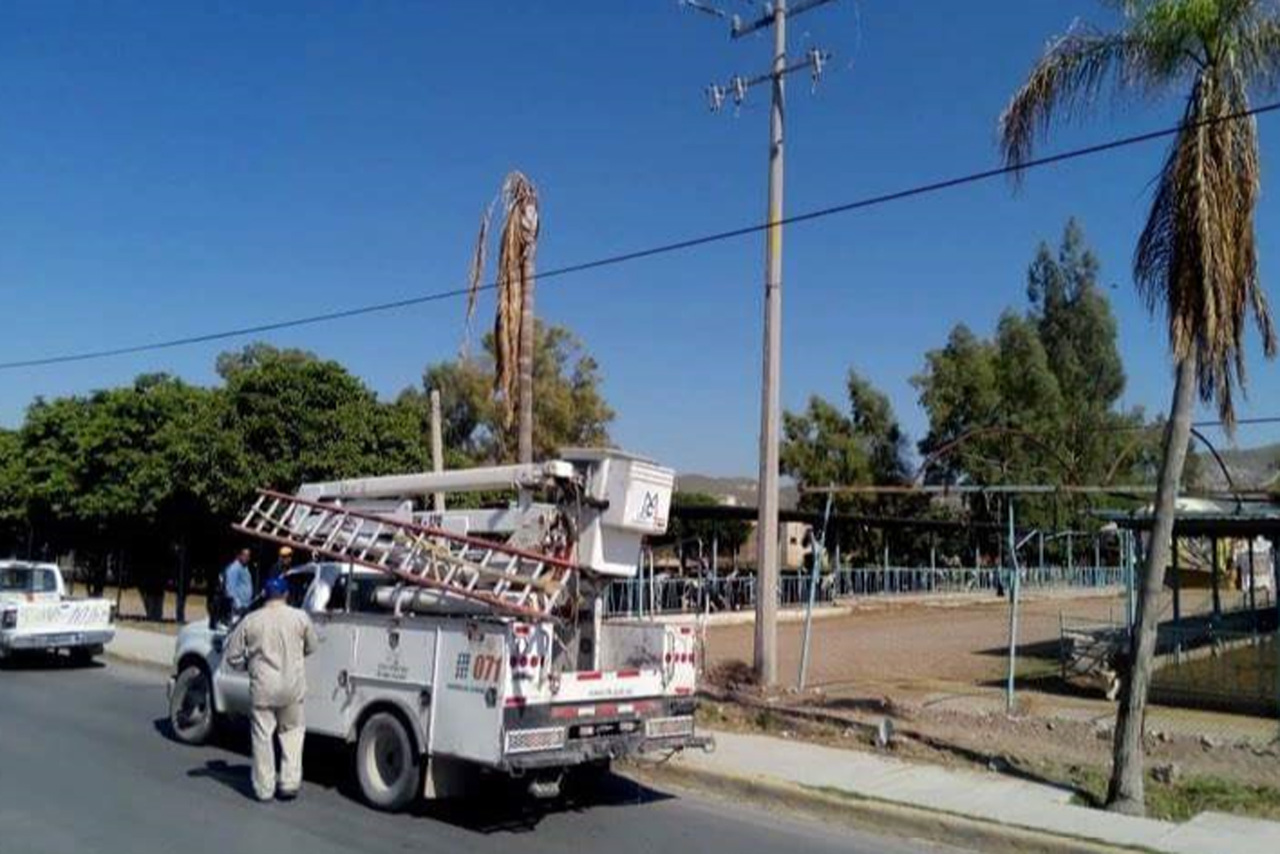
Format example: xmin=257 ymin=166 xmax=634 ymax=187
xmin=1 ymin=629 xmax=113 ymax=652
xmin=501 ymin=731 xmax=714 ymax=771
xmin=499 ymin=696 xmax=713 ymax=772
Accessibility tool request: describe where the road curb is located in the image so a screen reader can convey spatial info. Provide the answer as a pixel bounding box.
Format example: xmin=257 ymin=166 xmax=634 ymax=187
xmin=622 ymin=760 xmax=1145 ymax=854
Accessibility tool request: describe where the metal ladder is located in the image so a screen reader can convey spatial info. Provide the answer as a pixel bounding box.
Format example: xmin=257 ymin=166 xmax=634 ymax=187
xmin=234 ymin=489 xmax=577 ymax=619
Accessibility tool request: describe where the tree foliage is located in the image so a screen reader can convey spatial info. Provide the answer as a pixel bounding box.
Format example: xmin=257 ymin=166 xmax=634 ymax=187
xmin=781 ymin=368 xmax=914 ymax=558
xmin=911 ymin=221 xmax=1169 ymax=520
xmin=422 ymin=321 xmax=614 ymax=465
xmin=918 ymin=223 xmax=1124 ymax=481
xmin=0 ymin=328 xmax=613 ymax=606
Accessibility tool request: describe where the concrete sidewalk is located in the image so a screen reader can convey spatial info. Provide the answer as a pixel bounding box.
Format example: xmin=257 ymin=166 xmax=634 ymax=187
xmin=106 ymin=625 xmax=173 ymax=668
xmin=661 ymin=729 xmax=1279 ymax=854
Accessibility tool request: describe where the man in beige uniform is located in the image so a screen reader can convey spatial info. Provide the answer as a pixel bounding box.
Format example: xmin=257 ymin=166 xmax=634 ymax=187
xmin=225 ymin=575 xmax=318 ymax=802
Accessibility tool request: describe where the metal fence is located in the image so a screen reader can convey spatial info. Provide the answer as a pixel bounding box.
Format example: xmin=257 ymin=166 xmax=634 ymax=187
xmin=1151 ymin=629 xmax=1279 ymax=718
xmin=605 ymin=564 xmax=1124 ymax=617
xmin=1059 ymin=596 xmax=1279 ymax=723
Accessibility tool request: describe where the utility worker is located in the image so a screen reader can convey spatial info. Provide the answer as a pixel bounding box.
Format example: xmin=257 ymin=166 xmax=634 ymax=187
xmin=225 ymin=575 xmax=318 ymax=802
xmin=221 ymin=548 xmax=255 ymax=619
xmin=266 ymin=546 xmax=293 ymax=584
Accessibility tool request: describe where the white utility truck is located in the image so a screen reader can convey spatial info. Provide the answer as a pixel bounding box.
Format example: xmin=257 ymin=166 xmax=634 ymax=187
xmin=0 ymin=560 xmax=116 ymax=662
xmin=168 ymin=449 xmax=711 ymax=810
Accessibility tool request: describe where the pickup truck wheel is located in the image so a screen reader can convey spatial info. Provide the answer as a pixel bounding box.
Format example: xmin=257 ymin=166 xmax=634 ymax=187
xmin=356 ymin=712 xmax=420 ymax=812
xmin=169 ymin=665 xmax=216 ymax=745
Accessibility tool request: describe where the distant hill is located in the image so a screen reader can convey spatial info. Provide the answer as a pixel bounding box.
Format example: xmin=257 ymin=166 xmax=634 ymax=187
xmin=675 ymin=474 xmax=799 ymax=510
xmin=1195 ymin=442 xmax=1280 ymax=491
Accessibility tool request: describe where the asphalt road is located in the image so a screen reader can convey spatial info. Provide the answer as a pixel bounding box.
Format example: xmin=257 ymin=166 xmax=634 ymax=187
xmin=0 ymin=657 xmax=961 ymax=854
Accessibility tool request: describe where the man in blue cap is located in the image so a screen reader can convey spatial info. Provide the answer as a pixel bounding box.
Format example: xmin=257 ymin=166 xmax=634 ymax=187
xmin=225 ymin=574 xmax=318 ymax=802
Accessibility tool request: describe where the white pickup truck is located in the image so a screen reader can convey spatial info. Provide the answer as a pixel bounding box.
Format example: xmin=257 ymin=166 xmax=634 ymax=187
xmin=0 ymin=560 xmax=116 ymax=662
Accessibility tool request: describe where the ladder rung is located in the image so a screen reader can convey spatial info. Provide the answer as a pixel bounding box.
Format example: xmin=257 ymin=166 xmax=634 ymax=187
xmin=231 ymin=490 xmax=578 ymax=618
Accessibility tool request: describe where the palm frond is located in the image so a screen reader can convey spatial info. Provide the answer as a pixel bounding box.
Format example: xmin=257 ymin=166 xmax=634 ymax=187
xmin=1236 ymin=8 xmax=1280 ymax=88
xmin=1134 ymin=65 xmax=1274 ymax=428
xmin=464 ymin=198 xmax=496 ymax=356
xmin=1000 ymin=25 xmax=1149 ymax=172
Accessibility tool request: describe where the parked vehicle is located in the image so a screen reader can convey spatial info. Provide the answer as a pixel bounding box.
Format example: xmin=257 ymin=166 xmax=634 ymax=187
xmin=168 ymin=449 xmax=712 ymax=810
xmin=0 ymin=560 xmax=116 ymax=662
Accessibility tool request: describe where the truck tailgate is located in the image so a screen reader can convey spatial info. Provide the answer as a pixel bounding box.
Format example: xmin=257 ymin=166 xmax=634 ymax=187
xmin=14 ymin=599 xmax=113 ymax=632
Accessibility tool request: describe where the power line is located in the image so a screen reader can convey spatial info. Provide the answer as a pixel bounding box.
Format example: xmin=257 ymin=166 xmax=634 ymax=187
xmin=3 ymin=100 xmax=1278 ymax=372
xmin=1101 ymin=416 xmax=1280 ymax=432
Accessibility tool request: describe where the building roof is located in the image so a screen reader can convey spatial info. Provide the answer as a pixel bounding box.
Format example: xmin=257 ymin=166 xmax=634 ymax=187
xmin=1099 ymin=499 xmax=1280 ymax=538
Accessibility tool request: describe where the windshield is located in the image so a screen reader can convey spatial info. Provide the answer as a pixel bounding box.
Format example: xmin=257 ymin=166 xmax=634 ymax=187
xmin=0 ymin=566 xmax=57 ymax=593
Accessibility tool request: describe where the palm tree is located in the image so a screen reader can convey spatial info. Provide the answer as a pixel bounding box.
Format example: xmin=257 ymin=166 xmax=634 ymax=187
xmin=999 ymin=0 xmax=1277 ymax=816
xmin=468 ymin=172 xmax=541 ymax=463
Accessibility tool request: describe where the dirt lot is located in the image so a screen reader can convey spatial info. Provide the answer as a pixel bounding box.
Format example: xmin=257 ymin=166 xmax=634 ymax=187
xmin=702 ymin=588 xmax=1280 ymax=797
xmin=704 ymin=588 xmax=1240 ymax=692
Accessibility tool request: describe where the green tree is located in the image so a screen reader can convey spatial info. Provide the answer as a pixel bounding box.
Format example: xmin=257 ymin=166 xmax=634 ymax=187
xmin=0 ymin=428 xmax=27 ymax=555
xmin=217 ymin=344 xmax=388 ymax=491
xmin=18 ymin=375 xmax=227 ymax=612
xmin=422 ymin=322 xmax=614 ymax=464
xmin=1000 ymin=0 xmax=1280 ymax=814
xmin=782 ymin=369 xmax=912 ymax=560
xmin=1028 ymin=220 xmax=1133 ymax=483
xmin=914 ymin=223 xmax=1159 ymax=532
xmin=914 ymin=325 xmax=1001 ymax=485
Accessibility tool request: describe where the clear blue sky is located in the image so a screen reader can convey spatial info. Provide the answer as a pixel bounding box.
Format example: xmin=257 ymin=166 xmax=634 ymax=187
xmin=3 ymin=1 xmax=1280 ymax=476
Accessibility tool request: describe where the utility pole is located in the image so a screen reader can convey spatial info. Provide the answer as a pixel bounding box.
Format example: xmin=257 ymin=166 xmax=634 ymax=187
xmin=686 ymin=0 xmax=836 ymax=686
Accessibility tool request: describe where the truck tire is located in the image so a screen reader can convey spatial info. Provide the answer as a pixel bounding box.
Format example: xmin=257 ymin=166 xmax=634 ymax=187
xmin=169 ymin=664 xmax=216 ymax=745
xmin=355 ymin=711 xmax=420 ymax=812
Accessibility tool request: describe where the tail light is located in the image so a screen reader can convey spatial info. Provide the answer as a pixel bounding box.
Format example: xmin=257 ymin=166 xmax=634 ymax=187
xmin=2 ymin=609 xmax=16 ymax=629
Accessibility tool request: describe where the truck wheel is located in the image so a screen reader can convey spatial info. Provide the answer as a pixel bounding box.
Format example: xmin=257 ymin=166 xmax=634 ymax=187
xmin=356 ymin=712 xmax=420 ymax=812
xmin=169 ymin=665 xmax=216 ymax=745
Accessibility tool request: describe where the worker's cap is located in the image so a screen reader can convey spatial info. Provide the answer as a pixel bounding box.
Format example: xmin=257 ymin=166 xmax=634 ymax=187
xmin=264 ymin=576 xmax=289 ymax=599
xmin=279 ymin=546 xmax=293 ymax=557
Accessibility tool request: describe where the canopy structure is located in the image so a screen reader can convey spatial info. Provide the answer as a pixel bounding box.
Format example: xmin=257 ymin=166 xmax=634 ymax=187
xmin=1098 ymin=499 xmax=1280 ymax=627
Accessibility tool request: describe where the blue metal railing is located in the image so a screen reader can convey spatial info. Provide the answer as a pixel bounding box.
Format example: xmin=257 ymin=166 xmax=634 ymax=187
xmin=604 ymin=564 xmax=1124 ymax=617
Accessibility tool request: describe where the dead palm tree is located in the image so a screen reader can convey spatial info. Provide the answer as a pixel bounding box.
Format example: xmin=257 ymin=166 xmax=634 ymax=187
xmin=468 ymin=172 xmax=540 ymax=463
xmin=1000 ymin=0 xmax=1278 ymax=816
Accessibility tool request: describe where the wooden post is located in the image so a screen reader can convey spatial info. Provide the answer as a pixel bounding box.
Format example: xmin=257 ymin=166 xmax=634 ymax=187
xmin=1211 ymin=536 xmax=1222 ymax=620
xmin=429 ymin=389 xmax=445 ymax=513
xmin=1250 ymin=538 xmax=1258 ymax=635
xmin=1172 ymin=533 xmax=1182 ymax=658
